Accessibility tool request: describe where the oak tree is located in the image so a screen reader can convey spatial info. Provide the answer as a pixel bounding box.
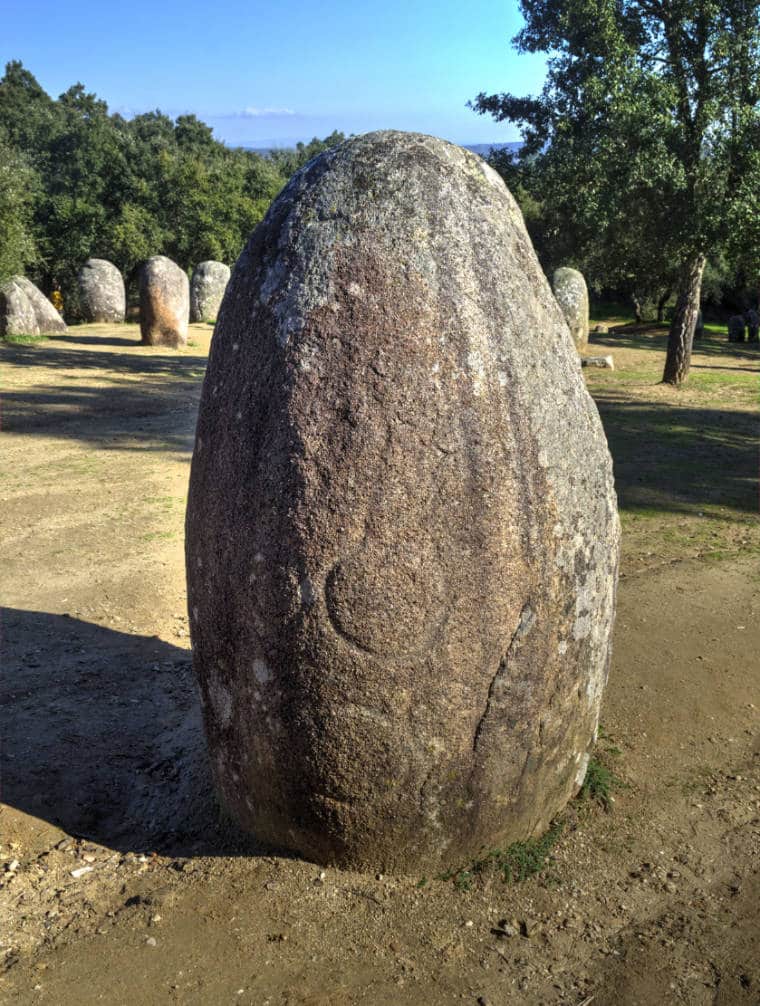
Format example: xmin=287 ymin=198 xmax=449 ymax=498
xmin=473 ymin=0 xmax=760 ymax=385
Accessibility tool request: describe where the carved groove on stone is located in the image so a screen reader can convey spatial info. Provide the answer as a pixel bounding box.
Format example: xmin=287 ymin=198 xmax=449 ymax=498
xmin=472 ymin=601 xmax=535 ymax=753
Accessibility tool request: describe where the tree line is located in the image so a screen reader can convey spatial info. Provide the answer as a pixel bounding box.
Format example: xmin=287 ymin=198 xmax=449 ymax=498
xmin=0 ymin=61 xmax=344 ymax=316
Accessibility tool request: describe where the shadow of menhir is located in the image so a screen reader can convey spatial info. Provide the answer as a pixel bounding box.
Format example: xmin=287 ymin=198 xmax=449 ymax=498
xmin=0 ymin=608 xmax=253 ymax=857
xmin=51 ymin=333 xmax=141 ymax=348
xmin=594 ymin=399 xmax=758 ymax=518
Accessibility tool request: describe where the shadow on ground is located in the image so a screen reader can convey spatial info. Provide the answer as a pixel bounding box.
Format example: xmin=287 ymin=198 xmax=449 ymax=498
xmin=1 ymin=340 xmax=208 ymax=376
xmin=595 ymin=397 xmax=758 ymax=517
xmin=0 ymin=608 xmax=265 ymax=858
xmin=51 ymin=333 xmax=145 ymax=348
xmin=590 ymin=328 xmax=760 ymax=362
xmin=1 ymin=342 xmax=207 ymax=453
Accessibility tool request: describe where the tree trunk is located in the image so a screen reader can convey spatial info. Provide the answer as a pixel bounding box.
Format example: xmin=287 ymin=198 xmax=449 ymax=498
xmin=632 ymin=294 xmax=643 ymax=324
xmin=657 ymin=290 xmax=671 ymax=323
xmin=662 ymin=255 xmax=706 ymax=387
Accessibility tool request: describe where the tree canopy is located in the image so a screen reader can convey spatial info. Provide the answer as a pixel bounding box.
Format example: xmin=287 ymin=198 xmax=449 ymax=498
xmin=0 ymin=129 xmax=38 ymax=283
xmin=473 ymin=0 xmax=760 ymax=385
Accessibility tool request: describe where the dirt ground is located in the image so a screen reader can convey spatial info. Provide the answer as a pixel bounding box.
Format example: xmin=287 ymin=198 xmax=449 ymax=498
xmin=1 ymin=322 xmax=758 ymax=1005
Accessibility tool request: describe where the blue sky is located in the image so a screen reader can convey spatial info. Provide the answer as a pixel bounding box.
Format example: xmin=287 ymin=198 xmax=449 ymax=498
xmin=2 ymin=0 xmax=547 ymax=147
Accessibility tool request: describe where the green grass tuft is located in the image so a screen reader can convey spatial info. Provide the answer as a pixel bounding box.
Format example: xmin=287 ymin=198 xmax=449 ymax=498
xmin=579 ymin=757 xmax=619 ymax=811
xmin=441 ymin=820 xmax=564 ymax=889
xmin=2 ymin=333 xmax=49 ymax=344
xmin=494 ymin=821 xmax=565 ymax=883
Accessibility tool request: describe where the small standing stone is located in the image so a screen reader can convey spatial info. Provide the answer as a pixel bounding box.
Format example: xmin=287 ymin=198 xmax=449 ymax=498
xmin=0 ymin=279 xmax=37 ymax=336
xmin=745 ymin=307 xmax=759 ymax=343
xmin=190 ymin=261 xmax=231 ymax=323
xmin=139 ymin=256 xmax=189 ymax=348
xmin=693 ymin=309 xmax=704 ymax=341
xmin=552 ymin=267 xmax=589 ymax=351
xmin=728 ymin=315 xmax=746 ymax=343
xmin=0 ymin=276 xmax=67 ymax=336
xmin=78 ymin=259 xmax=126 ymax=323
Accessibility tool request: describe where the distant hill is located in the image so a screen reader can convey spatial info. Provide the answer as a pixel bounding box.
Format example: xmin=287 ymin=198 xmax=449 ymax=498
xmin=464 ymin=142 xmax=522 ymax=157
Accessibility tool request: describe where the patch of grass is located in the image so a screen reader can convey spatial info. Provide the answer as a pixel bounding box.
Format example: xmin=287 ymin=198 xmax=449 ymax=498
xmin=687 ymin=371 xmax=759 ymax=392
xmin=441 ymin=820 xmax=564 ymax=889
xmin=578 ymin=729 xmax=628 ymax=812
xmin=494 ymin=822 xmax=565 ymax=883
xmin=144 ymin=495 xmax=183 ymax=511
xmin=578 ymin=757 xmax=618 ymax=811
xmin=2 ymin=333 xmax=49 ymax=344
xmin=700 ymin=548 xmax=737 ymax=563
xmin=451 ymin=870 xmax=474 ymax=891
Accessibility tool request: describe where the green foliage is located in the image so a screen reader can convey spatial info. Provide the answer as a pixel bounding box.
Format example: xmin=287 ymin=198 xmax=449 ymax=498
xmin=0 ymin=61 xmax=343 ymax=313
xmin=268 ymin=130 xmax=346 ymax=177
xmin=578 ymin=757 xmax=617 ymax=811
xmin=0 ymin=129 xmax=38 ymax=282
xmin=441 ymin=820 xmax=564 ymax=888
xmin=1 ymin=332 xmax=47 ymax=344
xmin=491 ymin=822 xmax=564 ymax=883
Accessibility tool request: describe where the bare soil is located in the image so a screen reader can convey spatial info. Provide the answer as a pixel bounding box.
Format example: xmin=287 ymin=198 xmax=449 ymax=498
xmin=1 ymin=323 xmax=758 ymax=1005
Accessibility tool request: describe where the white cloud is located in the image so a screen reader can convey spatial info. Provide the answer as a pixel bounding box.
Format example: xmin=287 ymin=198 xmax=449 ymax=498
xmin=241 ymin=106 xmax=297 ymax=118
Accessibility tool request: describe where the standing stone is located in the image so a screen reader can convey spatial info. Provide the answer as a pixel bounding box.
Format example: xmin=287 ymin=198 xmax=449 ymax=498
xmin=190 ymin=261 xmax=231 ymax=322
xmin=186 ymin=131 xmax=620 ymax=872
xmin=0 ymin=278 xmax=37 ymax=336
xmin=745 ymin=307 xmax=759 ymax=343
xmin=0 ymin=276 xmax=67 ymax=336
xmin=78 ymin=258 xmax=126 ymax=323
xmin=139 ymin=256 xmax=189 ymax=347
xmin=693 ymin=309 xmax=704 ymax=341
xmin=728 ymin=315 xmax=746 ymax=343
xmin=552 ymin=267 xmax=589 ymax=351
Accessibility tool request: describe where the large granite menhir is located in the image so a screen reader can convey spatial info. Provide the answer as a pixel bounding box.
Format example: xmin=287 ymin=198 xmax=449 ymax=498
xmin=139 ymin=256 xmax=189 ymax=347
xmin=186 ymin=131 xmax=620 ymax=872
xmin=190 ymin=261 xmax=230 ymax=322
xmin=0 ymin=276 xmax=67 ymax=337
xmin=78 ymin=258 xmax=125 ymax=323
